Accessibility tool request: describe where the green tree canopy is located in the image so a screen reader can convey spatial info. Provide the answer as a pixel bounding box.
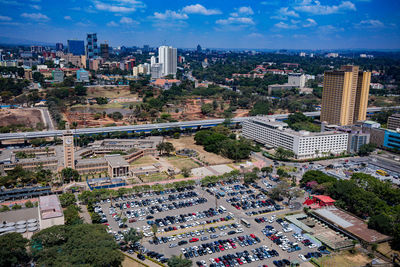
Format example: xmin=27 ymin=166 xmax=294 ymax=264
xmin=31 ymin=224 xmax=123 ymax=267
xmin=0 ymin=233 xmax=30 ymax=267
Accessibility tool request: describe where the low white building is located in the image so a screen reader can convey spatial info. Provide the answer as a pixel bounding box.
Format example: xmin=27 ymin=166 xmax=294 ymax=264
xmin=243 ymin=117 xmax=349 ymax=159
xmin=38 ymin=195 xmax=64 ymax=230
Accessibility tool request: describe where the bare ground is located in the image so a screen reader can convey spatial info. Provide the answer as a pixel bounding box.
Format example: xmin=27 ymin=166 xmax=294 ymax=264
xmin=166 ymin=136 xmax=232 ymax=165
xmin=0 ymin=108 xmax=43 ymax=127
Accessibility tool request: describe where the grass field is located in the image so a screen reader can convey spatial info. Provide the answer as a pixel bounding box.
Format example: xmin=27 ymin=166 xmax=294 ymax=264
xmin=314 ymin=251 xmax=370 ymax=267
xmin=139 ymin=172 xmax=170 ymax=183
xmin=165 ymin=156 xmax=200 ymax=170
xmin=130 ymin=156 xmax=157 ymax=166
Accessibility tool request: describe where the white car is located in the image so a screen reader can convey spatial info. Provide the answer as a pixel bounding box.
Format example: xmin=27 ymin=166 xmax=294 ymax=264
xmin=299 ymin=254 xmax=307 ymax=261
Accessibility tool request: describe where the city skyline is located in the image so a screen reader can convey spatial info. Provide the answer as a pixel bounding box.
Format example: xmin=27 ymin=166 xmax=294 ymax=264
xmin=0 ymin=0 xmax=399 ymax=49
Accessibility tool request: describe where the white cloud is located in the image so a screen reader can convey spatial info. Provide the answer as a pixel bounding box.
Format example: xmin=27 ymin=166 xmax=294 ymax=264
xmin=153 ymin=10 xmax=188 ymax=20
xmin=303 ymin=18 xmax=317 ymax=27
xmin=271 ymin=7 xmax=299 ymax=20
xmin=237 ymin=6 xmax=254 ymax=15
xmin=120 ymin=16 xmax=138 ymax=24
xmin=295 ymin=1 xmax=356 ymax=15
xmin=0 ymin=15 xmax=12 ymax=21
xmin=356 ymin=19 xmax=384 ymax=28
xmin=216 ymin=17 xmax=254 ymax=25
xmin=182 ymin=4 xmax=221 ymax=15
xmin=248 ymin=33 xmax=263 ymax=38
xmin=231 ymin=6 xmax=254 ymax=17
xmin=20 ymin=12 xmax=49 ymax=21
xmin=93 ymin=0 xmax=145 ymax=13
xmin=274 ymin=21 xmax=298 ymax=29
xmin=107 ymin=21 xmax=118 ymax=26
xmin=317 ymin=25 xmax=344 ymax=34
xmin=64 ymin=15 xmax=72 ymax=20
xmin=30 ymin=4 xmax=41 ymax=10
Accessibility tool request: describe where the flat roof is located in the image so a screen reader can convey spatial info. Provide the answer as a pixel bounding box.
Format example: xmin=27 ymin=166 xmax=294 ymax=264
xmin=39 ymin=195 xmax=63 ymax=220
xmin=313 ymin=195 xmax=336 ymax=203
xmin=313 ymin=207 xmax=390 ymax=243
xmin=105 ymin=155 xmax=129 ymax=167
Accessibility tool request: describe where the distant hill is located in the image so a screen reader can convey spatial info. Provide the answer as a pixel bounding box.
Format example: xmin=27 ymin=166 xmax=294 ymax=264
xmin=0 ymin=36 xmax=54 ymax=46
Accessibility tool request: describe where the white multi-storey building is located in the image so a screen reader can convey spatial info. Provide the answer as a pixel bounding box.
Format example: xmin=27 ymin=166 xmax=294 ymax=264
xmin=151 ymin=63 xmax=163 ymax=79
xmin=158 ymin=46 xmax=177 ymax=77
xmin=287 ymin=73 xmax=306 ymax=88
xmin=243 ymin=117 xmax=349 ymax=159
xmin=150 ymin=56 xmax=157 ymax=66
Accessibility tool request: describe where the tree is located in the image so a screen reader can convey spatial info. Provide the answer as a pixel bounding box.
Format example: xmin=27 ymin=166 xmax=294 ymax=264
xmin=59 ymin=193 xmax=76 ymax=208
xmin=74 ymin=84 xmax=87 ymax=96
xmin=151 ymin=224 xmax=158 ymax=242
xmin=31 ymin=224 xmax=123 ymax=267
xmin=201 ymin=103 xmax=214 ymax=115
xmin=157 ymin=142 xmax=175 ymax=156
xmin=181 ymin=167 xmax=190 ymax=178
xmin=261 ymin=166 xmax=273 ymax=175
xmin=91 ymin=212 xmax=102 ymax=224
xmin=33 ymin=72 xmax=44 ymax=83
xmin=64 ymin=205 xmax=82 ymax=225
xmin=167 ymin=255 xmax=192 ymax=267
xmin=358 ymin=143 xmax=376 ymax=156
xmin=123 ymin=228 xmax=142 ymax=246
xmin=275 ymin=147 xmax=295 ymax=160
xmin=0 ymin=233 xmax=30 ymax=267
xmin=61 ymin=168 xmax=80 ymax=183
xmin=25 ymin=200 xmax=34 ymax=208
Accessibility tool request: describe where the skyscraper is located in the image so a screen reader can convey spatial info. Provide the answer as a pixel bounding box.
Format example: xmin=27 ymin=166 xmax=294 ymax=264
xmin=100 ymin=43 xmax=109 ymax=59
xmin=197 ymin=44 xmax=202 ymax=53
xmin=67 ymin=40 xmax=85 ymax=56
xmin=158 ymin=46 xmax=177 ymax=77
xmin=321 ymin=65 xmax=371 ymax=126
xmin=56 ymin=43 xmax=64 ymax=51
xmin=86 ymin=33 xmax=99 ymax=59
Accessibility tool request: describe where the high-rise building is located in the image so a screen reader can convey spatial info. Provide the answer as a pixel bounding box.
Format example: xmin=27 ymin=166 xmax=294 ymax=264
xmin=143 ymin=45 xmax=150 ymax=52
xmin=320 ymin=65 xmax=371 ymax=126
xmin=197 ymin=44 xmax=202 ymax=53
xmin=151 ymin=63 xmax=163 ymax=79
xmin=150 ymin=56 xmax=157 ymax=66
xmin=67 ymin=40 xmax=85 ymax=56
xmin=100 ymin=43 xmax=109 ymax=60
xmin=158 ymin=46 xmax=177 ymax=77
xmin=388 ymin=114 xmax=400 ymax=131
xmin=56 ymin=43 xmax=64 ymax=51
xmin=86 ymin=33 xmax=99 ymax=59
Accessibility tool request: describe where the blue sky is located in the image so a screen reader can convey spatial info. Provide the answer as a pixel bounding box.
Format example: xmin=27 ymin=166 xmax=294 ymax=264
xmin=0 ymin=0 xmax=399 ymax=49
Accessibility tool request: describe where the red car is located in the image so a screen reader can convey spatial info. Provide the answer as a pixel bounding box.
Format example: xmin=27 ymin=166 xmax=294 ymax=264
xmin=189 ymin=238 xmax=199 ymax=243
xmin=250 ymin=234 xmax=256 ymax=238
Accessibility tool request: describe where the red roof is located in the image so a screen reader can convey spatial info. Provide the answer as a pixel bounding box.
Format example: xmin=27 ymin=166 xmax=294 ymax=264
xmin=313 ymin=195 xmax=336 ymax=203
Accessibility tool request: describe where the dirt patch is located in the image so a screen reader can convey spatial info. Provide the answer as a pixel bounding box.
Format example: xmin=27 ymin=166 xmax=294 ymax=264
xmin=166 ymin=136 xmax=232 ymax=165
xmin=86 ymin=86 xmax=134 ymax=98
xmin=0 ymin=108 xmax=43 ymax=128
xmin=316 ymin=251 xmax=371 ymax=267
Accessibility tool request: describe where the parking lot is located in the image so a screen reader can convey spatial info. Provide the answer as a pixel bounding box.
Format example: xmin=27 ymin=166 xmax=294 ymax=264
xmin=93 ymin=179 xmax=326 ymax=266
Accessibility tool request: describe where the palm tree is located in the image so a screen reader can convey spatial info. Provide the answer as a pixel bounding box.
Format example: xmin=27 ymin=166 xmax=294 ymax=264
xmin=151 ymin=224 xmax=158 ymax=242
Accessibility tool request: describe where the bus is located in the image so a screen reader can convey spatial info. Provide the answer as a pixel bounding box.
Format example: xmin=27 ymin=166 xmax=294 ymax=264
xmin=376 ymin=169 xmax=388 ymax=176
xmin=241 ymin=219 xmax=251 ymax=228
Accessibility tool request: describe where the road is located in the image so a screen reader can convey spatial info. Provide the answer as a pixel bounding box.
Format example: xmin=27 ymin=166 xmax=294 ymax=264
xmin=0 ymin=107 xmax=397 ymax=141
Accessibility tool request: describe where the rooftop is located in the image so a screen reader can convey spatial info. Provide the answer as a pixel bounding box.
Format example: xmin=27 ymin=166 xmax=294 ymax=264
xmin=39 ymin=195 xmax=63 ymax=220
xmin=313 ymin=207 xmax=390 ymax=244
xmin=105 ymin=154 xmax=129 ymax=167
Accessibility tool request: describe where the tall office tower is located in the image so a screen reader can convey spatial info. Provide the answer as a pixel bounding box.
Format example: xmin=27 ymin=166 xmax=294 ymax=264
xmin=197 ymin=44 xmax=202 ymax=53
xmin=321 ymin=65 xmax=371 ymax=126
xmin=100 ymin=43 xmax=109 ymax=59
xmin=158 ymin=46 xmax=177 ymax=77
xmin=151 ymin=63 xmax=163 ymax=79
xmin=143 ymin=45 xmax=150 ymax=52
xmin=56 ymin=43 xmax=64 ymax=51
xmin=150 ymin=56 xmax=157 ymax=66
xmin=86 ymin=33 xmax=99 ymax=59
xmin=67 ymin=40 xmax=85 ymax=56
